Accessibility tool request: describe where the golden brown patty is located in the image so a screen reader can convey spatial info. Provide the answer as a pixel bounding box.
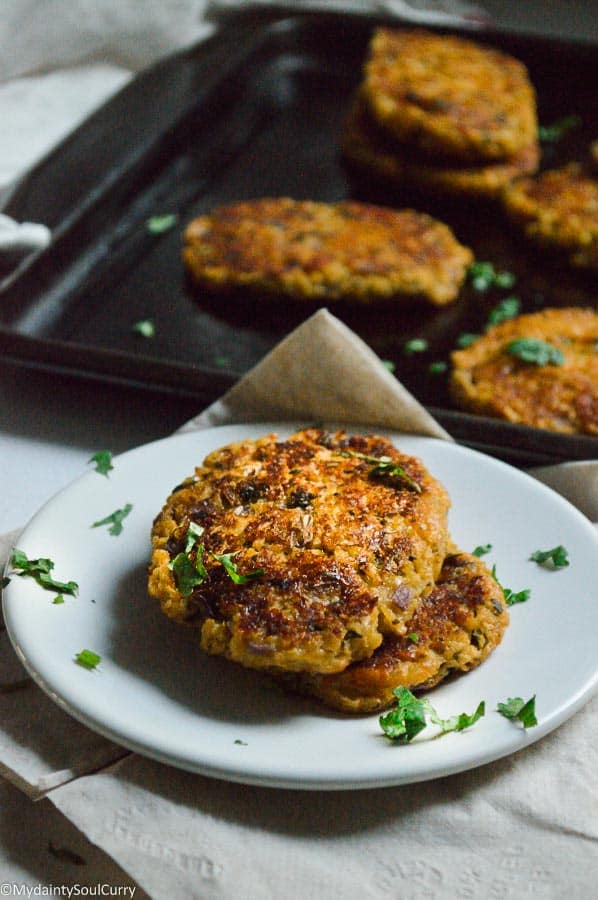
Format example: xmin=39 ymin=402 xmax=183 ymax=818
xmin=451 ymin=308 xmax=598 ymax=435
xmin=502 ymin=163 xmax=598 ymax=269
xmin=182 ymin=197 xmax=473 ymax=306
xmin=342 ymin=94 xmax=540 ymax=199
xmin=362 ymin=28 xmax=537 ymax=164
xmin=278 ymin=551 xmax=509 ymax=713
xmin=148 ymin=429 xmax=451 ymax=675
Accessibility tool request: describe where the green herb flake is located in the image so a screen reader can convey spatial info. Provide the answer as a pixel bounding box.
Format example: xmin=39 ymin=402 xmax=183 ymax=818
xmin=472 ymin=543 xmax=492 ymax=557
xmin=52 ymin=595 xmax=65 ymax=605
xmin=428 ymin=360 xmax=448 ymax=375
xmin=506 ymin=338 xmax=564 ymax=367
xmin=211 ymin=552 xmax=264 ymax=585
xmin=75 ymin=649 xmax=101 ymax=670
xmin=538 ymin=115 xmax=581 ymax=143
xmin=456 ymin=332 xmax=479 ymax=349
xmin=530 ymin=545 xmax=570 ymax=569
xmin=146 ymin=213 xmax=178 ymax=234
xmin=404 ymin=338 xmax=429 ymax=355
xmin=214 ymin=356 xmax=231 ymax=368
xmin=382 ymin=359 xmax=396 ymax=372
xmin=467 ymin=261 xmax=516 ymax=292
xmin=234 ymin=739 xmax=248 ymax=746
xmin=185 ymin=521 xmax=205 ymax=553
xmin=170 ymin=552 xmax=207 ymax=597
xmin=408 ymin=632 xmax=419 ymax=643
xmin=497 ymin=695 xmax=538 ymax=728
xmin=10 ymin=549 xmax=78 ymax=596
xmin=491 ymin=564 xmax=531 ymax=606
xmin=339 ymin=450 xmax=422 ymax=494
xmin=133 ymin=319 xmax=155 ymax=338
xmin=380 ymin=686 xmax=485 ymax=743
xmin=89 ymin=450 xmax=114 ymax=477
xmin=487 ymin=296 xmax=521 ymax=327
xmin=92 ymin=503 xmax=133 ymax=536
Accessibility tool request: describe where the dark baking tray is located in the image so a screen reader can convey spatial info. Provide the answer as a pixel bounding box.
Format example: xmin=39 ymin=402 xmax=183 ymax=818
xmin=1 ymin=8 xmax=596 ymax=466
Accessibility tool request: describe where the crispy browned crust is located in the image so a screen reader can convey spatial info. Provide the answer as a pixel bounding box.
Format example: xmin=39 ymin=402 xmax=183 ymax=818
xmin=342 ymin=94 xmax=540 ymax=199
xmin=278 ymin=551 xmax=508 ymax=713
xmin=182 ymin=197 xmax=473 ymax=306
xmin=502 ymin=163 xmax=598 ymax=269
xmin=450 ymin=308 xmax=598 ymax=435
xmin=362 ymin=28 xmax=537 ymax=164
xmin=148 ymin=429 xmax=451 ymax=675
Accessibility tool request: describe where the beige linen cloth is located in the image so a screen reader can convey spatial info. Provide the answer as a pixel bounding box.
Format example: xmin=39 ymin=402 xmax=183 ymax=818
xmin=1 ymin=310 xmax=597 ymax=899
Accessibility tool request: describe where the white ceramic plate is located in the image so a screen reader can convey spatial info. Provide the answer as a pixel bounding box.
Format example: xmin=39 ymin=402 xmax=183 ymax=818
xmin=3 ymin=424 xmax=598 ymax=790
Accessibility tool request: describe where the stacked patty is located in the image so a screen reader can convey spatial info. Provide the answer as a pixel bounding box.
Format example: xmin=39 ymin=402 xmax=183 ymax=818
xmin=148 ymin=429 xmax=508 ymax=712
xmin=342 ymin=28 xmax=540 ymax=198
xmin=183 ymin=197 xmax=473 ymax=307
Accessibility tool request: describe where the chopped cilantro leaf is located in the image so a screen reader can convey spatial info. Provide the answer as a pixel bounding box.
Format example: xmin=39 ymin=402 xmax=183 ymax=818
xmin=380 ymin=687 xmax=485 ymax=743
xmin=89 ymin=450 xmax=113 ymax=476
xmin=9 ymin=549 xmax=78 ymax=596
xmin=487 ymin=296 xmax=521 ymax=327
xmin=146 ymin=213 xmax=178 ymax=234
xmin=52 ymin=595 xmax=65 ymax=605
xmin=379 ymin=688 xmax=428 ymax=743
xmin=456 ymin=333 xmax=479 ymax=349
xmin=530 ymin=545 xmax=570 ymax=569
xmin=491 ymin=564 xmax=531 ymax=606
xmin=506 ymin=338 xmax=564 ymax=366
xmin=472 ymin=543 xmax=492 ymax=557
xmin=339 ymin=450 xmax=422 ymax=494
xmin=75 ymin=649 xmax=101 ymax=670
xmin=403 ymin=338 xmax=428 ymax=355
xmin=211 ymin=552 xmax=264 ymax=584
xmin=185 ymin=521 xmax=205 ymax=553
xmin=428 ymin=360 xmax=447 ymax=375
xmin=133 ymin=319 xmax=155 ymax=338
xmin=382 ymin=359 xmax=396 ymax=372
xmin=467 ymin=261 xmax=515 ymax=292
xmin=92 ymin=504 xmax=133 ymax=536
xmin=538 ymin=115 xmax=581 ymax=143
xmin=170 ymin=552 xmax=207 ymax=597
xmin=497 ymin=695 xmax=538 ymax=728
xmin=234 ymin=739 xmax=248 ymax=746
xmin=408 ymin=632 xmax=419 ymax=643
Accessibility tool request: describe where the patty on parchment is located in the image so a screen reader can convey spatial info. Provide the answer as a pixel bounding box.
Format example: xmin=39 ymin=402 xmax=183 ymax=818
xmin=342 ymin=94 xmax=540 ymax=199
xmin=148 ymin=429 xmax=451 ymax=676
xmin=502 ymin=163 xmax=598 ymax=270
xmin=361 ymin=28 xmax=537 ymax=165
xmin=182 ymin=197 xmax=473 ymax=307
xmin=450 ymin=307 xmax=598 ymax=435
xmin=275 ymin=551 xmax=509 ymax=713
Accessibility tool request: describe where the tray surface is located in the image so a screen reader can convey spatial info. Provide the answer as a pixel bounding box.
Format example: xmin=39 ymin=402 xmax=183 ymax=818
xmin=1 ymin=11 xmax=596 ymax=464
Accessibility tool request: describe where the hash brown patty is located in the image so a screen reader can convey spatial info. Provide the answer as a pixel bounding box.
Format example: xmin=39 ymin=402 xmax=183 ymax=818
xmin=362 ymin=28 xmax=537 ymax=164
xmin=277 ymin=551 xmax=509 ymax=713
xmin=502 ymin=163 xmax=598 ymax=270
xmin=450 ymin=308 xmax=598 ymax=435
xmin=148 ymin=429 xmax=451 ymax=676
xmin=342 ymin=94 xmax=540 ymax=199
xmin=182 ymin=197 xmax=473 ymax=306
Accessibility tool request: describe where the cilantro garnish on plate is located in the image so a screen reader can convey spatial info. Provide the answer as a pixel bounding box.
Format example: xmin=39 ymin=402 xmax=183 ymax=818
xmin=9 ymin=549 xmax=78 ymax=596
xmin=339 ymin=450 xmax=422 ymax=494
xmin=486 ymin=296 xmax=521 ymax=327
xmin=467 ymin=261 xmax=515 ymax=292
xmin=380 ymin=686 xmax=485 ymax=743
xmin=169 ymin=522 xmax=264 ymax=595
xmin=538 ymin=115 xmax=581 ymax=143
xmin=146 ymin=213 xmax=178 ymax=234
xmin=92 ymin=503 xmax=133 ymax=536
xmin=88 ymin=450 xmax=113 ymax=477
xmin=497 ymin=695 xmax=538 ymax=728
xmin=530 ymin=545 xmax=570 ymax=569
xmin=74 ymin=649 xmax=101 ymax=670
xmin=132 ymin=319 xmax=156 ymax=338
xmin=472 ymin=543 xmax=492 ymax=557
xmin=490 ymin=564 xmax=531 ymax=606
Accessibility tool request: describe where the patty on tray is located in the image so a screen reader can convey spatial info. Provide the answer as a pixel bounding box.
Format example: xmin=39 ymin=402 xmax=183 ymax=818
xmin=148 ymin=429 xmax=451 ymax=676
xmin=502 ymin=163 xmax=598 ymax=270
xmin=342 ymin=93 xmax=540 ymax=199
xmin=182 ymin=197 xmax=473 ymax=306
xmin=450 ymin=307 xmax=598 ymax=435
xmin=361 ymin=28 xmax=537 ymax=165
xmin=275 ymin=550 xmax=509 ymax=713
